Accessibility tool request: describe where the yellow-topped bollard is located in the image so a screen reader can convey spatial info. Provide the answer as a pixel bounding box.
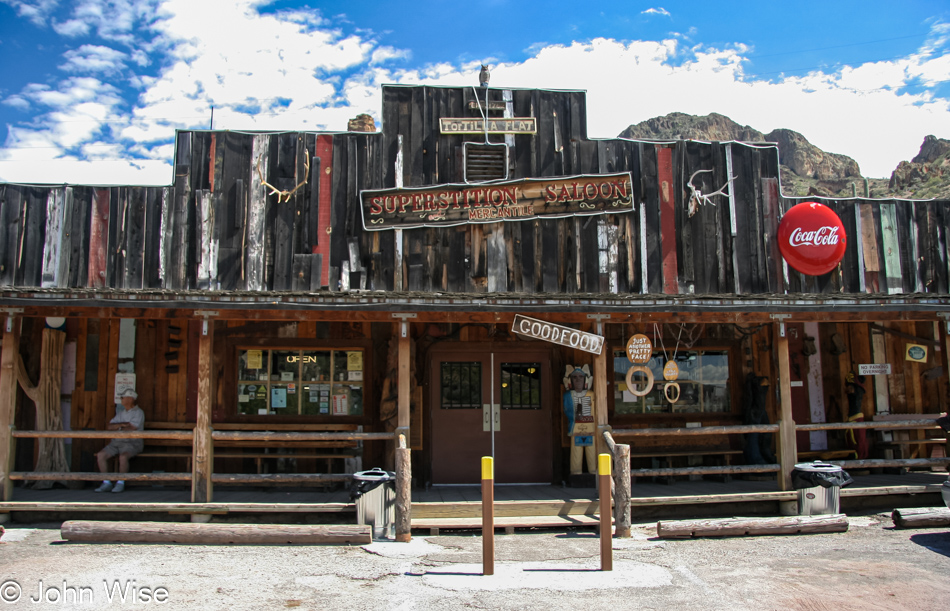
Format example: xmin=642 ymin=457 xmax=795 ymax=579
xmin=482 ymin=456 xmax=494 ymax=480
xmin=482 ymin=456 xmax=494 ymax=576
xmin=598 ymin=452 xmax=613 ymax=571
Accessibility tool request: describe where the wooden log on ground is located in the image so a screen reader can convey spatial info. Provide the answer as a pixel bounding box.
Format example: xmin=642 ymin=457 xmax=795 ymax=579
xmin=61 ymin=521 xmax=371 ymax=545
xmin=892 ymin=507 xmax=950 ymax=528
xmin=656 ymin=514 xmax=849 ymax=539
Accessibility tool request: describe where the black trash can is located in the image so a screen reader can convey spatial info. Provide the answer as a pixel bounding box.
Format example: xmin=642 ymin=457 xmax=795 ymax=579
xmin=351 ymin=468 xmax=396 ymax=539
xmin=791 ymin=461 xmax=853 ymax=515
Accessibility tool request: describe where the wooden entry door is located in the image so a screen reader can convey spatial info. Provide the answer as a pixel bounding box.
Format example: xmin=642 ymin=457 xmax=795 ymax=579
xmin=430 ymin=346 xmax=554 ymax=484
xmin=786 ymin=323 xmax=812 ymax=450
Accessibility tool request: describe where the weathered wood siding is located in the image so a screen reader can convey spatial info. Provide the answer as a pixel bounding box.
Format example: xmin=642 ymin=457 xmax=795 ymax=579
xmin=1 ymin=85 xmax=948 ymax=298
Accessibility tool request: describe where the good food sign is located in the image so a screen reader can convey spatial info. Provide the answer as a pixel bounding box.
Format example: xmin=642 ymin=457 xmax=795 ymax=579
xmin=361 ymin=172 xmax=634 ymax=230
xmin=511 ymin=315 xmax=604 ymax=355
xmin=777 ymin=202 xmax=847 ymax=276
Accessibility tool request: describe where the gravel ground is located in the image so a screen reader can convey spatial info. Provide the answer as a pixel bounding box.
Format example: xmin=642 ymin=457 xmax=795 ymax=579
xmin=2 ymin=513 xmax=949 ymax=610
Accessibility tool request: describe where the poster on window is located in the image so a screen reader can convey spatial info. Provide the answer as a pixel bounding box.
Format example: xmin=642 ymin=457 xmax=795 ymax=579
xmin=347 ymin=351 xmax=363 ymax=371
xmin=247 ymin=350 xmax=262 ymax=369
xmin=332 ymin=394 xmax=348 ymax=415
xmin=271 ymin=388 xmax=287 ymax=408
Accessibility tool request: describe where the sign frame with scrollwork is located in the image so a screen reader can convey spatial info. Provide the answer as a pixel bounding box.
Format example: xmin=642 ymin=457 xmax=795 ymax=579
xmin=360 ymin=172 xmax=635 ymax=231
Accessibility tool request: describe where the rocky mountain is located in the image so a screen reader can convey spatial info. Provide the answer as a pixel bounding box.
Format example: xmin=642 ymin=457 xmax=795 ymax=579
xmin=618 ymin=114 xmax=950 ymax=199
xmin=887 ymin=135 xmax=950 ymax=199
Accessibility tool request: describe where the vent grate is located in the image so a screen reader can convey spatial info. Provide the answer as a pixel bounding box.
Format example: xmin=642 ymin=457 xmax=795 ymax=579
xmin=464 ymin=143 xmax=508 ymax=182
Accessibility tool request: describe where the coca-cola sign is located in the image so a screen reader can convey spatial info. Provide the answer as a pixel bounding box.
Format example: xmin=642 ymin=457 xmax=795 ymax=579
xmin=777 ymin=202 xmax=847 ymax=276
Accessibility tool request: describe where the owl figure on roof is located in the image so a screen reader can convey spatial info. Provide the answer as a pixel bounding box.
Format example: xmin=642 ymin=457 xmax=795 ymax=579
xmin=479 ymin=64 xmax=490 ymax=88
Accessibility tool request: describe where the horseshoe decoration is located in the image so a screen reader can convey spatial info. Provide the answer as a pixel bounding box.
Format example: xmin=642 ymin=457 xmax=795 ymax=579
xmin=664 ymin=382 xmax=681 ymax=404
xmin=625 ymin=365 xmax=654 ymax=397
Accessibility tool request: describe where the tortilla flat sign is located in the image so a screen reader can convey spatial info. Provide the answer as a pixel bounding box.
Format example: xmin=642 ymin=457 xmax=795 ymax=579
xmin=440 ymin=117 xmax=537 ymax=134
xmin=361 ymin=172 xmax=634 ymax=230
xmin=511 ymin=315 xmax=604 ymax=355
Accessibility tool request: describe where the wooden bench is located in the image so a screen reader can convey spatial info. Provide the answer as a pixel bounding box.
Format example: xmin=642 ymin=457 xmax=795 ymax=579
xmin=872 ymin=413 xmax=948 ymax=462
xmin=629 ymin=448 xmax=744 ymax=484
xmin=798 ymin=450 xmax=857 ymax=461
xmin=130 ymin=422 xmax=363 ymax=478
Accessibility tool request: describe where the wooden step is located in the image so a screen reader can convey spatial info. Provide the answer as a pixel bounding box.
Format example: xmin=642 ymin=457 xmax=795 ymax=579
xmin=411 ymin=499 xmax=599 ymax=519
xmin=411 ymin=514 xmax=602 ymax=532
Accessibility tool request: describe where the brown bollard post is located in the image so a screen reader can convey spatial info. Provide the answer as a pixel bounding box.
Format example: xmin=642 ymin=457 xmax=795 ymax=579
xmin=482 ymin=456 xmax=494 ymax=576
xmin=599 ymin=453 xmax=613 ymax=571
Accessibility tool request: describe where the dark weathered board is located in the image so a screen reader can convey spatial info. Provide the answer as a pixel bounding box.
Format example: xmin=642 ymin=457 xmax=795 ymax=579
xmin=2 ymin=84 xmax=950 ymax=303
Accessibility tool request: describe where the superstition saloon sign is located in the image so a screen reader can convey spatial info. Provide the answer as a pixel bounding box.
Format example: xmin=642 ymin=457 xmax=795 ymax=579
xmin=361 ymin=172 xmax=635 ymax=230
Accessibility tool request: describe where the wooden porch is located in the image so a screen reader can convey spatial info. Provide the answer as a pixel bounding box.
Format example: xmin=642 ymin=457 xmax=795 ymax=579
xmin=2 ymin=470 xmax=945 ymax=530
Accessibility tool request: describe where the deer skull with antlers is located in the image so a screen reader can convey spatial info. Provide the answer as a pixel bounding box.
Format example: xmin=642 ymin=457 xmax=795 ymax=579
xmin=687 ymin=169 xmax=736 ymax=217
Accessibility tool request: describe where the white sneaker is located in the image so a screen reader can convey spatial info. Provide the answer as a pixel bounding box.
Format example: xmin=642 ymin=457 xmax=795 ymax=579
xmin=111 ymin=482 xmax=125 ymax=493
xmin=94 ymin=481 xmax=113 ymax=493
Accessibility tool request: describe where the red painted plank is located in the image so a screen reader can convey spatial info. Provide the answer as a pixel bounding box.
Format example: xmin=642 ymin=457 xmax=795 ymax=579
xmin=315 ymin=134 xmax=333 ymax=287
xmin=87 ymin=188 xmax=110 ymax=288
xmin=656 ymin=145 xmax=678 ymax=294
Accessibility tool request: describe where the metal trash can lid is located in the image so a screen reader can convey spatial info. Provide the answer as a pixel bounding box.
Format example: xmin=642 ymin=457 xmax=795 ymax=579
xmin=792 ymin=461 xmax=843 ymax=473
xmin=352 ymin=467 xmax=395 ymax=482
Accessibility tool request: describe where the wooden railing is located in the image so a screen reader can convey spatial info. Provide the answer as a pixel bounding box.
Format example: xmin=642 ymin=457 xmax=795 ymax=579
xmin=606 ymin=419 xmax=948 ymax=487
xmin=6 ymin=428 xmax=395 ymax=486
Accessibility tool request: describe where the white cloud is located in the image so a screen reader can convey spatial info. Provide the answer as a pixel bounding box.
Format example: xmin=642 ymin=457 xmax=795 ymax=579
xmin=52 ymin=19 xmax=91 ymax=37
xmin=59 ymin=44 xmax=128 ymax=74
xmin=641 ymin=7 xmax=671 ymax=17
xmin=1 ymin=0 xmax=59 ymax=26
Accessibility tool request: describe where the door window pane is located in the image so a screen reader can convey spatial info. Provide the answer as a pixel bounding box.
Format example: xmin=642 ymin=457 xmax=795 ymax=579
xmin=441 ymin=362 xmax=482 ymax=409
xmin=500 ymin=363 xmax=541 ymax=410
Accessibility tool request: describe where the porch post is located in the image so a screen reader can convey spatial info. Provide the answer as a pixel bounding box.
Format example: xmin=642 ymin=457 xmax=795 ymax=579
xmin=191 ymin=319 xmax=214 ymax=505
xmin=0 ymin=316 xmax=20 ymax=506
xmin=593 ymin=323 xmax=609 ymax=461
xmin=395 ymin=322 xmax=412 ymax=541
xmin=775 ymin=322 xmax=797 ymax=491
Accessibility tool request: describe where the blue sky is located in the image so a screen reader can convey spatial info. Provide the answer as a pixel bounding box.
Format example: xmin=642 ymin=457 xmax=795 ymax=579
xmin=1 ymin=0 xmax=949 ymax=184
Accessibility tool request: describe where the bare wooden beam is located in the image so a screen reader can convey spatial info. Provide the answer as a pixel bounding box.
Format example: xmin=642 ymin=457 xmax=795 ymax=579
xmin=775 ymin=323 xmax=797 ymax=491
xmin=192 ymin=320 xmax=213 ymax=504
xmin=395 ymin=434 xmax=411 ymax=542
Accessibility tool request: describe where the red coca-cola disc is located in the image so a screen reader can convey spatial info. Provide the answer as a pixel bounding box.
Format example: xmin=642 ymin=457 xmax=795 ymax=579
xmin=777 ymin=202 xmax=847 ymax=276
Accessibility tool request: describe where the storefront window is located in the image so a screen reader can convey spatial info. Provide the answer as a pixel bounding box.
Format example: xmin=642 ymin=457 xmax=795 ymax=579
xmin=237 ymin=348 xmax=364 ymax=416
xmin=613 ymin=349 xmax=730 ymax=414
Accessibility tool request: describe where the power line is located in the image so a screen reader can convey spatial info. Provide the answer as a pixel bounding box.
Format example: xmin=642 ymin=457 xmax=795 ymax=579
xmin=748 ymin=33 xmax=927 ymax=59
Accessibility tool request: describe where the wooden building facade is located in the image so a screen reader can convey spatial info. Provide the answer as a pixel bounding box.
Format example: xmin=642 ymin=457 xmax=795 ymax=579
xmin=1 ymin=84 xmax=949 ymax=508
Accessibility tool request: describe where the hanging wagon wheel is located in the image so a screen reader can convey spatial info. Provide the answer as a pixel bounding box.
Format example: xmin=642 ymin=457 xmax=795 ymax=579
xmin=625 ymin=365 xmax=654 ymax=397
xmin=664 ymin=382 xmax=681 ymax=404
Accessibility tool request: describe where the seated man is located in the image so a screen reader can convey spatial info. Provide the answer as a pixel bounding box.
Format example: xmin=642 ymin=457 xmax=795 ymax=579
xmin=94 ymin=389 xmax=145 ymax=493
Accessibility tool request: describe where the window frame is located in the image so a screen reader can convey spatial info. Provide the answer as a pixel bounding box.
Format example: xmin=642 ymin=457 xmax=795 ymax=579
xmin=226 ymin=338 xmax=372 ymax=424
xmin=609 ymin=344 xmax=739 ymax=422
